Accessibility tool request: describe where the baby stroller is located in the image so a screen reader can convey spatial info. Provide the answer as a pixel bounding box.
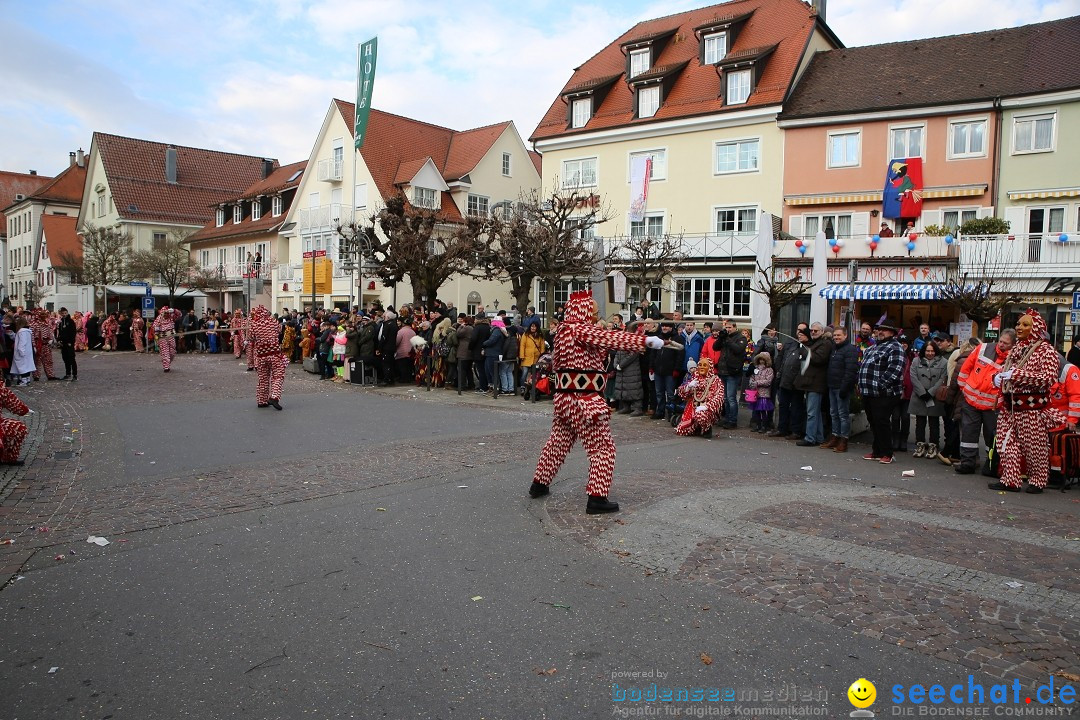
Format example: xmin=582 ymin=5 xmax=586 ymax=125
xmin=524 ymin=353 xmax=554 ymax=402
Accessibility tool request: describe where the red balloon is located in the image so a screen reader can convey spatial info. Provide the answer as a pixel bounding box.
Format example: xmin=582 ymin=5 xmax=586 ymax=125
xmin=869 ymin=242 xmax=879 ymax=250
xmin=832 ymin=245 xmax=841 ymax=253
xmin=794 ymin=240 xmax=803 ymax=248
xmin=909 ymin=233 xmax=919 ymax=241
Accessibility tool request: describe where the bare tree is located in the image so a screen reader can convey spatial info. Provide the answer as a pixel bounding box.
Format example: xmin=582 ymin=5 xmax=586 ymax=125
xmin=128 ymin=230 xmax=196 ymax=306
xmin=51 ymin=223 xmax=132 ymax=312
xmin=940 ymin=234 xmax=1022 ymax=337
xmin=335 ymin=192 xmax=485 ymax=306
xmin=474 ymin=187 xmax=614 ymax=322
xmin=186 ymin=265 xmax=230 ymax=311
xmin=750 ymin=261 xmax=813 ymax=325
xmin=608 ymin=230 xmax=687 ymax=310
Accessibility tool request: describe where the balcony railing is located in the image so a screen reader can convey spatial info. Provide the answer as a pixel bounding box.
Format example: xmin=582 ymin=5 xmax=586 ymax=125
xmin=317 ymin=158 xmax=343 ymax=182
xmin=296 ymin=203 xmax=343 ymax=232
xmin=955 ymin=233 xmax=1080 ymax=277
xmin=604 ymin=232 xmax=758 ymax=264
xmin=196 ymin=262 xmax=272 ymax=282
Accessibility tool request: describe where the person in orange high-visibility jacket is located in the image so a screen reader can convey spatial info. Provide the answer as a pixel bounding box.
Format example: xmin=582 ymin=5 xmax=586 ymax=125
xmin=1050 ymin=360 xmax=1080 ymax=429
xmin=953 ymin=329 xmax=1014 ymax=474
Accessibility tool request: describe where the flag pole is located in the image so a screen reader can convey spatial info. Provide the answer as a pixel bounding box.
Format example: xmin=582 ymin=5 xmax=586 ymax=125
xmin=351 ymin=41 xmax=360 ymax=311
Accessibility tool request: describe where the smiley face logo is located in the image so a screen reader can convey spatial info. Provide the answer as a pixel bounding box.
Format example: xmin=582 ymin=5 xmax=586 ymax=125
xmin=848 ymin=678 xmax=876 ymax=709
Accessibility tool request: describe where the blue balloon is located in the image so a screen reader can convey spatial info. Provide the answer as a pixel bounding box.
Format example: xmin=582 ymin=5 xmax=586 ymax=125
xmin=1060 ymin=233 xmax=1070 ymax=243
xmin=798 ymin=245 xmax=808 ymax=254
xmin=906 ymin=241 xmax=916 ymax=252
xmin=945 ymin=234 xmax=954 ymax=244
xmin=872 ymin=234 xmax=881 ymax=243
xmin=828 ymin=238 xmax=837 ymax=247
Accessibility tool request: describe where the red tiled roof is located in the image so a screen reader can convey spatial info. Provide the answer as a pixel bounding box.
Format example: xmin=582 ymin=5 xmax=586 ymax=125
xmin=0 ymin=171 xmax=52 ymax=232
xmin=186 ymin=160 xmax=307 ymax=245
xmin=93 ymin=132 xmax=277 ymax=226
xmin=41 ymin=214 xmax=81 ymax=265
xmin=528 ymin=151 xmax=543 ymax=177
xmin=333 ymin=101 xmax=513 ymax=222
xmin=531 ymin=0 xmax=838 ymax=142
xmin=781 ymin=16 xmax=1080 ymax=118
xmin=28 ymin=161 xmax=87 ymax=205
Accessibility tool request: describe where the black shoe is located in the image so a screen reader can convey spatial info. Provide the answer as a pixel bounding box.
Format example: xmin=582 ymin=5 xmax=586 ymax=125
xmin=71 ymin=377 xmax=77 ymax=382
xmin=257 ymin=403 xmax=269 ymax=408
xmin=3 ymin=459 xmax=24 ymax=466
xmin=795 ymin=439 xmax=815 ymax=446
xmin=528 ymin=482 xmax=550 ymax=498
xmin=723 ymin=422 xmax=737 ymax=429
xmin=47 ymin=376 xmax=61 ymax=381
xmin=61 ymin=375 xmax=71 ymax=381
xmin=987 ymin=481 xmax=1020 ymax=492
xmin=954 ymin=464 xmax=976 ymax=474
xmin=701 ymin=426 xmax=713 ymax=439
xmin=981 ymin=464 xmax=997 ymax=478
xmin=1024 ymin=485 xmax=1044 ymax=494
xmin=586 ymin=496 xmax=620 ymax=514
xmin=164 ymin=368 xmax=170 ymax=372
xmin=766 ymin=430 xmax=784 ymax=437
xmin=269 ymin=398 xmax=282 ymax=411
xmin=247 ymin=367 xmax=255 ymax=372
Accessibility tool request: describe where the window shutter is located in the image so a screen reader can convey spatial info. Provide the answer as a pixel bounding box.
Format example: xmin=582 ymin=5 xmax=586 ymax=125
xmin=698 ymin=35 xmax=706 ymax=65
xmin=1003 ymin=206 xmax=1025 ymax=235
xmin=977 ymin=206 xmax=994 ymax=219
xmin=850 ymin=212 xmax=870 ymax=239
xmin=789 ymin=216 xmax=804 ymax=240
xmin=919 ymin=209 xmax=942 ymax=230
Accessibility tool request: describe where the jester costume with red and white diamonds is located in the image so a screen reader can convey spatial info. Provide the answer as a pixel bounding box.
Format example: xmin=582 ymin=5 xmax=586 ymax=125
xmin=152 ymin=308 xmax=181 ymax=372
xmin=531 ymin=291 xmax=648 ymax=500
xmin=251 ymin=306 xmax=287 ymax=408
xmin=231 ymin=310 xmax=246 ymax=358
xmin=995 ymin=309 xmax=1065 ymax=490
xmin=0 ymin=386 xmax=30 ymax=464
xmin=675 ymin=358 xmax=725 ymax=436
xmin=30 ymin=309 xmax=57 ymax=380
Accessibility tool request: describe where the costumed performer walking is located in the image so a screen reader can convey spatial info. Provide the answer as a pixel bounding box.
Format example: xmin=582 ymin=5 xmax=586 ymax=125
xmin=529 ymin=290 xmax=665 ymax=514
xmin=251 ymin=306 xmax=287 ymax=410
xmin=153 ymin=306 xmax=181 ymax=372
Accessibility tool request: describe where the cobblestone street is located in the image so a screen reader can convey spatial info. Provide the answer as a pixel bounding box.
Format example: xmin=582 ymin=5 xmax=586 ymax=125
xmin=1 ymin=348 xmax=1078 ymax=718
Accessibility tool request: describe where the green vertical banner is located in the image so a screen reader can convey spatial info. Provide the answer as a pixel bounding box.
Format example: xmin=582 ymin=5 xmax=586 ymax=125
xmin=355 ymin=37 xmax=378 ymax=150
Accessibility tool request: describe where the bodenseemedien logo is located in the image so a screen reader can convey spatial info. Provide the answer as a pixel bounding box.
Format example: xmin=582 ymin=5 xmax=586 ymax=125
xmin=848 ymin=678 xmax=876 ymax=718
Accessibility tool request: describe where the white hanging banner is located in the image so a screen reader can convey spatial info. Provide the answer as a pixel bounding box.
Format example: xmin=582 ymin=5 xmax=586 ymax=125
xmin=629 ymin=156 xmax=652 ymax=222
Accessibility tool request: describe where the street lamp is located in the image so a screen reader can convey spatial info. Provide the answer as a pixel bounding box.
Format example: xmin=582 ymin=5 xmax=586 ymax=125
xmin=26 ymin=280 xmax=35 ymax=310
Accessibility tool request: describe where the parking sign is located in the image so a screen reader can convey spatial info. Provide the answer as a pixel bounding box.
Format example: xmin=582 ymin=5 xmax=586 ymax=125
xmin=142 ymin=297 xmax=155 ymax=311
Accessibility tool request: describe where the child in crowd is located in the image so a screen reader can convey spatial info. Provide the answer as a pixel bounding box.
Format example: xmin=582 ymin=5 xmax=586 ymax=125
xmin=749 ymin=352 xmax=775 ymax=433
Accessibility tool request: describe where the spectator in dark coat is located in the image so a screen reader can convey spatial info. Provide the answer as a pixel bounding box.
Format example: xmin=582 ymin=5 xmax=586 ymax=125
xmin=711 ymin=318 xmax=748 ymax=428
xmin=470 ymin=315 xmax=492 ymax=392
xmin=769 ymin=322 xmax=808 ymax=438
xmin=824 ymin=326 xmax=859 ymax=452
xmin=795 ymin=323 xmax=833 ymax=446
xmin=613 ymin=348 xmax=644 ymax=415
xmin=376 ymin=311 xmax=398 ymax=385
xmin=650 ymin=320 xmax=685 ymax=422
xmin=454 ymin=315 xmax=474 ymax=390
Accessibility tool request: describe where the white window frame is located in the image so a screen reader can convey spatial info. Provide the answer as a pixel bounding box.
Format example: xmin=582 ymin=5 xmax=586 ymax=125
xmin=714 ymin=137 xmax=760 ymax=175
xmin=233 ymin=204 xmax=243 ymax=224
xmin=413 ymin=187 xmax=438 ymax=210
xmin=251 ymin=198 xmax=262 ymax=221
xmin=675 ymin=277 xmax=751 ymax=317
xmin=467 ymin=194 xmax=490 ymax=217
xmin=354 ymin=183 xmax=368 ymax=209
xmin=947 ymin=116 xmax=988 ymax=160
xmin=216 ymin=208 xmax=225 ymax=227
xmin=703 ymin=32 xmax=727 ymax=64
xmin=97 ymin=193 xmax=105 ymax=218
xmin=726 ymin=69 xmax=751 ymax=105
xmin=889 ymin=123 xmax=925 ymax=160
xmin=236 ymin=245 xmax=248 ymax=265
xmin=571 ymin=98 xmax=591 ymax=129
xmin=802 ymin=213 xmax=852 ymax=239
xmin=828 ymin=129 xmax=862 ymax=169
xmin=501 ymin=152 xmax=511 ymax=177
xmin=629 ymin=49 xmax=650 ymax=78
xmin=629 ymin=212 xmax=664 ymax=238
xmin=941 ymin=207 xmax=979 ymax=232
xmin=561 ymin=157 xmax=598 ymax=189
xmin=199 ymin=250 xmax=210 ymax=267
xmin=627 ymin=149 xmax=667 ymax=182
xmin=1012 ymin=111 xmax=1056 ymax=155
xmin=713 ymin=205 xmax=759 ymax=236
xmin=638 ymin=86 xmax=660 ymax=119
xmin=272 ymin=196 xmax=283 ymax=216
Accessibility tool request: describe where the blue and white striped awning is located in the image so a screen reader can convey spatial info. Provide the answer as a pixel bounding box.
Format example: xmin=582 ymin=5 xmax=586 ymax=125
xmin=819 ymin=284 xmax=942 ymax=301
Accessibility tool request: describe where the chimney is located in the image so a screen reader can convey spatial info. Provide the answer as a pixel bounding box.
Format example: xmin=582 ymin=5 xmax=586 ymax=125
xmin=77 ymin=148 xmax=85 ymax=167
xmin=70 ymin=151 xmax=77 ymax=167
xmin=812 ymin=0 xmax=827 ymax=20
xmin=165 ymin=146 xmax=178 ymax=184
xmin=263 ymin=158 xmax=274 ymax=179
xmin=29 ymin=170 xmax=37 ymax=175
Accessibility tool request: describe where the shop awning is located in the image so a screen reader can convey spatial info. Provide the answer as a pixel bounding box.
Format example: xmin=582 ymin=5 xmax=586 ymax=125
xmin=1007 ymin=187 xmax=1080 ymax=200
xmin=104 ymin=284 xmax=207 ymax=297
xmin=819 ymin=284 xmax=942 ymax=300
xmin=785 ymin=184 xmax=987 ymax=206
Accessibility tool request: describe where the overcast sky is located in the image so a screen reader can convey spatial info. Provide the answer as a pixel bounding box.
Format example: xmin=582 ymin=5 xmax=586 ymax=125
xmin=2 ymin=0 xmax=1076 ymax=177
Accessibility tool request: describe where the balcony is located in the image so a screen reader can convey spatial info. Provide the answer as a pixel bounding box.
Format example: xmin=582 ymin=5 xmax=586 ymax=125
xmin=317 ymin=158 xmax=343 ymax=182
xmin=772 ymin=233 xmax=957 ymax=261
xmin=955 ymin=233 xmax=1080 ymax=279
xmin=604 ymin=232 xmax=758 ymax=264
xmin=296 ymin=204 xmax=342 ymax=232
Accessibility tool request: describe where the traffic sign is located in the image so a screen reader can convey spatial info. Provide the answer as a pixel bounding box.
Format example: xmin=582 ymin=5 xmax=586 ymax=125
xmin=1071 ymin=310 xmax=1080 ymax=325
xmin=1072 ymin=292 xmax=1080 ymax=310
xmin=129 ymin=281 xmax=149 ymax=287
xmin=142 ymin=297 xmax=155 ymax=311
xmin=145 ymin=287 xmax=153 ymax=297
xmin=95 ymin=288 xmax=104 ymax=299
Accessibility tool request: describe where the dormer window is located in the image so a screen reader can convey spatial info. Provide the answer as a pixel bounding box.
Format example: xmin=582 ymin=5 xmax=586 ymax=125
xmin=413 ymin=187 xmax=438 ymax=209
xmin=272 ymin=196 xmax=283 ymax=216
xmin=233 ymin=204 xmax=243 ymax=224
xmin=726 ymin=69 xmax=751 ymax=105
xmin=637 ymin=86 xmax=661 ymax=118
xmin=216 ymin=208 xmax=225 ymax=227
xmin=703 ymin=32 xmax=727 ymax=64
xmin=629 ymin=49 xmax=650 ymax=78
xmin=251 ymin=198 xmax=262 ymax=221
xmin=572 ymin=98 xmax=592 ymax=129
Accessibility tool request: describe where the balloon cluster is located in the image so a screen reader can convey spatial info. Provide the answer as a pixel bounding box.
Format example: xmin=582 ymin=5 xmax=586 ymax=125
xmin=906 ymin=232 xmax=919 ymax=253
xmin=795 ymin=239 xmax=807 ymax=255
xmin=827 ymin=237 xmax=846 ymax=254
xmin=868 ymin=234 xmax=880 ymax=252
